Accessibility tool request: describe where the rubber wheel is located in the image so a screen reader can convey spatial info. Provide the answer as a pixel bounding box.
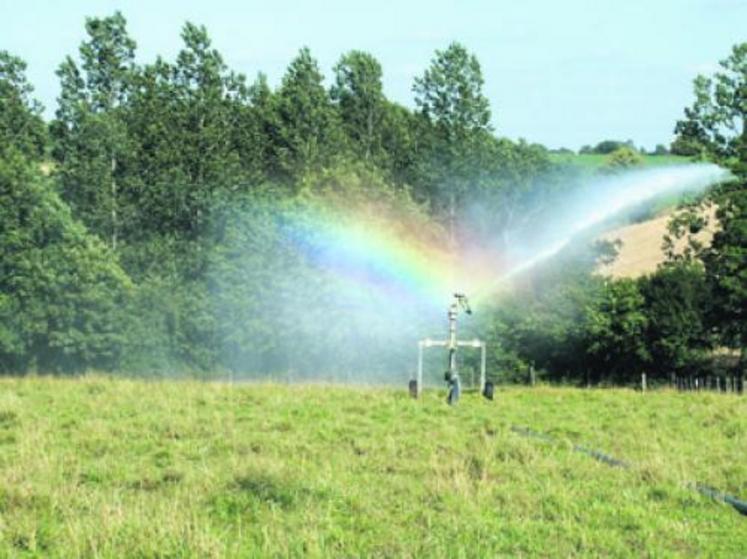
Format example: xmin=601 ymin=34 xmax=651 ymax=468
xmin=482 ymin=381 xmax=494 ymax=400
xmin=447 ymin=378 xmax=461 ymax=405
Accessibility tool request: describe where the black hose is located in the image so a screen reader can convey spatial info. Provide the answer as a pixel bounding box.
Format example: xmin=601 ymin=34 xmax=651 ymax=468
xmin=510 ymin=425 xmax=746 ymax=517
xmin=695 ymin=484 xmax=747 ymax=516
xmin=510 ymin=426 xmax=628 ymax=468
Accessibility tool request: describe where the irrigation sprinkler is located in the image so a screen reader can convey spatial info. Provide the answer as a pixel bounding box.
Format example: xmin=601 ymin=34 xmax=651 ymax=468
xmin=411 ymin=293 xmax=492 ymax=404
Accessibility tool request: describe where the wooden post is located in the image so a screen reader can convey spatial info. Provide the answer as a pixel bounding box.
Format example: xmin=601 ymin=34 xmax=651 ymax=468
xmin=641 ymin=373 xmax=647 ymax=393
xmin=716 ymin=376 xmax=721 ymax=392
xmin=530 ymin=364 xmax=536 ymax=387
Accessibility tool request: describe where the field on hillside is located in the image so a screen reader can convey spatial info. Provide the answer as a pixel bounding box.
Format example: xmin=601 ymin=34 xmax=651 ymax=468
xmin=1 ymin=377 xmax=745 ymax=557
xmin=597 ymin=204 xmax=718 ymax=279
xmin=549 ymin=153 xmax=690 ymax=170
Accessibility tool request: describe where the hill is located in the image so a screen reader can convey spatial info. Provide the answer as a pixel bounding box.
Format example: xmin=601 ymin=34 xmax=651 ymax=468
xmin=596 ymin=205 xmax=717 ymax=278
xmin=549 ymin=153 xmax=690 ymax=171
xmin=0 ymin=377 xmax=744 ymax=557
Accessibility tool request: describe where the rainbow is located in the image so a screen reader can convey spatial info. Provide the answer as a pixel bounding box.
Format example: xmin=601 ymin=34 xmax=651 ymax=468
xmin=274 ymin=197 xmax=516 ymax=313
xmin=281 ymin=204 xmax=458 ymax=309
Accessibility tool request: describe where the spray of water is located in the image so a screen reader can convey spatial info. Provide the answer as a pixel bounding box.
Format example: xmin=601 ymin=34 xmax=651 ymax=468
xmin=470 ymin=163 xmax=732 ymax=300
xmin=210 ymin=163 xmax=731 ymax=381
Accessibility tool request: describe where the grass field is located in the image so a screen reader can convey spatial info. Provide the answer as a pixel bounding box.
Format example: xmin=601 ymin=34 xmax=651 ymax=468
xmin=549 ymin=153 xmax=691 ymax=169
xmin=1 ymin=377 xmax=745 ymax=557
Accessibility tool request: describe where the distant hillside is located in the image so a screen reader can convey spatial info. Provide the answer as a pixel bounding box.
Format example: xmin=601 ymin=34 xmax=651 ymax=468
xmin=549 ymin=153 xmax=690 ymax=171
xmin=596 ymin=206 xmax=717 ymax=278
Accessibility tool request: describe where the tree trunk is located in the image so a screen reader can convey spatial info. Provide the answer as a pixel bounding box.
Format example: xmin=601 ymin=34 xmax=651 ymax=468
xmin=449 ymin=191 xmax=456 ymax=250
xmin=365 ymin=108 xmax=373 ymax=161
xmin=111 ymin=155 xmax=117 ymax=251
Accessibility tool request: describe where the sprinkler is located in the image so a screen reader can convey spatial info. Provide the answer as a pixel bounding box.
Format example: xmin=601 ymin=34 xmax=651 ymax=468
xmin=411 ymin=293 xmax=492 ymax=404
xmin=445 ymin=293 xmax=470 ymax=404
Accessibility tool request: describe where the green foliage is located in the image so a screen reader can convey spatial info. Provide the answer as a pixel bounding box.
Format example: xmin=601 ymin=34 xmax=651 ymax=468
xmin=638 ymin=263 xmax=713 ymax=377
xmin=50 ymin=12 xmax=137 ymax=249
xmin=703 ymin=181 xmax=747 ymax=358
xmin=673 ymin=43 xmax=747 ymax=169
xmin=272 ymin=47 xmax=346 ymax=181
xmin=671 ymin=43 xmax=747 ymax=373
xmin=0 ymin=151 xmax=131 ymax=372
xmin=586 ymin=139 xmax=635 ymax=154
xmin=600 ymin=146 xmax=644 ymax=174
xmin=331 ymin=51 xmax=386 ymax=162
xmin=0 ymin=51 xmax=47 ymax=160
xmin=412 ymin=42 xmax=492 ymax=222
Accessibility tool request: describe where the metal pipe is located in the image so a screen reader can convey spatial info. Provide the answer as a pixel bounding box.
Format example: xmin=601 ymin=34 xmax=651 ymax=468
xmin=417 ymin=341 xmax=424 ymax=397
xmin=480 ymin=342 xmax=486 ymax=393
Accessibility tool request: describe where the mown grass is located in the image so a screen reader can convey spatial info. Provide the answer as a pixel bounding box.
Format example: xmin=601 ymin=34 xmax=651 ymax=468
xmin=0 ymin=377 xmax=745 ymax=557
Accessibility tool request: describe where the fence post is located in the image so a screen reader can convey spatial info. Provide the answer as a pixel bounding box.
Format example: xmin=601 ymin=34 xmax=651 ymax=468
xmin=641 ymin=373 xmax=647 ymax=393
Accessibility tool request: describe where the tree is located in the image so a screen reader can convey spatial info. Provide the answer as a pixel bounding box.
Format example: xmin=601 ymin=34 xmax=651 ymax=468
xmin=673 ymin=42 xmax=747 ymax=382
xmin=412 ymin=42 xmax=492 ymax=239
xmin=590 ymin=140 xmax=627 ymax=154
xmin=600 ymin=145 xmax=643 ymax=173
xmin=145 ymin=22 xmax=247 ymax=237
xmin=0 ymin=51 xmax=47 ymax=160
xmin=0 ymin=149 xmax=131 ymax=373
xmin=583 ymin=279 xmax=649 ymax=384
xmin=51 ymin=11 xmax=137 ymax=250
xmin=703 ymin=181 xmax=747 ymax=377
xmin=673 ymin=43 xmax=747 ymax=169
xmin=171 ymin=23 xmax=246 ymax=187
xmin=331 ymin=51 xmax=386 ymax=162
xmin=639 ymin=263 xmax=713 ymax=377
xmin=272 ymin=47 xmax=344 ymax=181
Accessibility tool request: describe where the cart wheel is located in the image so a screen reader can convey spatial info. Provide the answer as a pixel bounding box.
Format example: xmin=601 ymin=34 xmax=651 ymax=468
xmin=482 ymin=381 xmax=494 ymax=400
xmin=447 ymin=377 xmax=461 ymax=405
xmin=408 ymin=380 xmax=418 ymax=398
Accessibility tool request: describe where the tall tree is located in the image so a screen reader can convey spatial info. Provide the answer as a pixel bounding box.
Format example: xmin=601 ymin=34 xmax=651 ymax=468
xmin=171 ymin=23 xmax=246 ymax=186
xmin=412 ymin=42 xmax=492 ymax=240
xmin=672 ymin=43 xmax=747 ymax=383
xmin=0 ymin=51 xmax=47 ymax=160
xmin=331 ymin=51 xmax=385 ymax=162
xmin=51 ymin=11 xmax=137 ymax=250
xmin=273 ymin=47 xmax=345 ymax=181
xmin=703 ymin=181 xmax=747 ymax=380
xmin=583 ymin=279 xmax=649 ymax=384
xmin=672 ymin=42 xmax=747 ymax=170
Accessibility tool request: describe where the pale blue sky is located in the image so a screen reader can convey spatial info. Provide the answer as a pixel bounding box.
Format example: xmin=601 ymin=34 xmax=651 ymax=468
xmin=1 ymin=0 xmax=744 ymax=150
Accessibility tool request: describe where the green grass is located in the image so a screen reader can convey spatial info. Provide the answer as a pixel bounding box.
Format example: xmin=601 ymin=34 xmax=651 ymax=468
xmin=0 ymin=377 xmax=745 ymax=557
xmin=550 ymin=153 xmax=691 ymax=170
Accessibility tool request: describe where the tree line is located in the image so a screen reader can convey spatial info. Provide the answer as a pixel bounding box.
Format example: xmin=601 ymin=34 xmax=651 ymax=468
xmin=0 ymin=12 xmax=744 ymax=386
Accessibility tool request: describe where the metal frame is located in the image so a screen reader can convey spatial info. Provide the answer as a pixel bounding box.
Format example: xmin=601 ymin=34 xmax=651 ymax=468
xmin=415 ymin=338 xmax=486 ymax=397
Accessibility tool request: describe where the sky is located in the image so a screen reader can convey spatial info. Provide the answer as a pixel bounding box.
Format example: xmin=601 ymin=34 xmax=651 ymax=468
xmin=1 ymin=0 xmax=745 ymax=150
